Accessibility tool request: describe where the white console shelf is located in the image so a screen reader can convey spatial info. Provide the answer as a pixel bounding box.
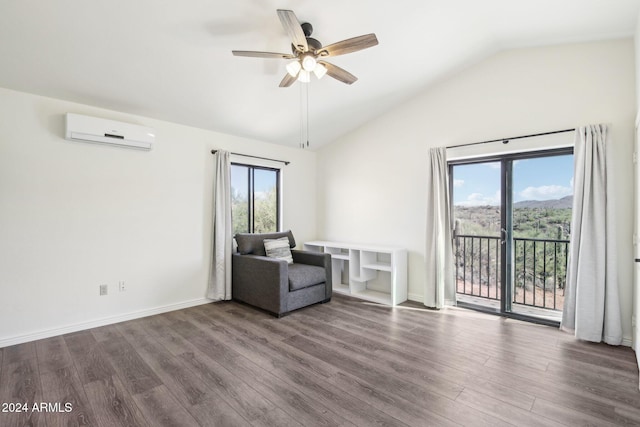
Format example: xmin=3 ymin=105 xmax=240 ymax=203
xmin=303 ymin=241 xmax=408 ymax=306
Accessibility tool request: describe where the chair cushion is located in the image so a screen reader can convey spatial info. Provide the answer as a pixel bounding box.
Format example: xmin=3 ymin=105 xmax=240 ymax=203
xmin=235 ymin=230 xmax=296 ymax=256
xmin=264 ymin=237 xmax=293 ymax=264
xmin=288 ymin=263 xmax=326 ymax=291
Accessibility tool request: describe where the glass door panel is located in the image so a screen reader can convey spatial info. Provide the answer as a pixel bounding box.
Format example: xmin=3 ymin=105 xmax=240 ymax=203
xmin=451 ymin=161 xmax=503 ymax=312
xmin=510 ymin=155 xmax=573 ymax=321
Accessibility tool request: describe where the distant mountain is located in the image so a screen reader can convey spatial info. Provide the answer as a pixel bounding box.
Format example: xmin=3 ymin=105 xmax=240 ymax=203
xmin=514 ymin=195 xmax=573 ymax=209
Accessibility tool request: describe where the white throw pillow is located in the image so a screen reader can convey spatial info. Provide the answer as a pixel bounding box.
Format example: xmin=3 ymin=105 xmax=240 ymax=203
xmin=264 ymin=237 xmax=293 ymax=264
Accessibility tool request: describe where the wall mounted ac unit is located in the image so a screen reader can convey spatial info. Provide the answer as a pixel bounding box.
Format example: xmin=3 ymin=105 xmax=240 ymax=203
xmin=65 ymin=113 xmax=155 ymax=150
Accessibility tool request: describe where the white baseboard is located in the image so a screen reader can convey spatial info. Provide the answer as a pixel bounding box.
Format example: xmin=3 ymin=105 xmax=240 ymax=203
xmin=0 ymin=297 xmax=212 ymax=348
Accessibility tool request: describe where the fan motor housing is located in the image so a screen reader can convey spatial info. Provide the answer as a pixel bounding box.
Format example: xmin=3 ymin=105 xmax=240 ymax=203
xmin=288 ymin=22 xmax=322 ymax=54
xmin=292 ymin=37 xmax=322 ymax=54
xmin=306 ymin=37 xmax=322 ymax=51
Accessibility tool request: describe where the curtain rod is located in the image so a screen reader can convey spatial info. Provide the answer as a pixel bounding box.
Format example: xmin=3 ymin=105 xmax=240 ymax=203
xmin=210 ymin=150 xmax=290 ymax=166
xmin=447 ymin=128 xmax=575 ymax=149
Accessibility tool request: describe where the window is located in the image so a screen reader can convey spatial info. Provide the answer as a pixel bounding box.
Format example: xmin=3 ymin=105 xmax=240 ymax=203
xmin=231 ymin=163 xmax=280 ymax=235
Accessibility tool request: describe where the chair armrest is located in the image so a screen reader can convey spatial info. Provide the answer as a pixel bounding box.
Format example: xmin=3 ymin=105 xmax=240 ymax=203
xmin=291 ymin=250 xmax=328 ymax=267
xmin=232 ymin=254 xmax=289 ymax=314
xmin=291 ymin=250 xmax=332 ymax=300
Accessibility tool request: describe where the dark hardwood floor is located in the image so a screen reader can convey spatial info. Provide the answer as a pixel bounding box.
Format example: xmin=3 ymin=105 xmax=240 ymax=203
xmin=1 ymin=294 xmax=639 ymax=426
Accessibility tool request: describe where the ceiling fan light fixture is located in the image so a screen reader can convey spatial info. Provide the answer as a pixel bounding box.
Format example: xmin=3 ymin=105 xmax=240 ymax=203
xmin=301 ymin=55 xmax=317 ymax=72
xmin=286 ymin=60 xmax=301 ymax=77
xmin=313 ymin=63 xmax=327 ymax=79
xmin=297 ymin=69 xmax=311 ymax=83
xmin=231 ymin=10 xmax=378 ymax=88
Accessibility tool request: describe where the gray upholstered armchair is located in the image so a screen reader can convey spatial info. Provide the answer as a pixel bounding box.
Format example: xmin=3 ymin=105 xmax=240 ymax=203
xmin=232 ymin=231 xmax=332 ymax=317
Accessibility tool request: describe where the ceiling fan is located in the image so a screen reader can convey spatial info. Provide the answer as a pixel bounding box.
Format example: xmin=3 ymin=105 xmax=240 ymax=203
xmin=232 ymin=9 xmax=378 ymax=87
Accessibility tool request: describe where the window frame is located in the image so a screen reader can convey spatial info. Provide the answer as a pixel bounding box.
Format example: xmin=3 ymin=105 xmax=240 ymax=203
xmin=231 ymin=162 xmax=281 ymax=234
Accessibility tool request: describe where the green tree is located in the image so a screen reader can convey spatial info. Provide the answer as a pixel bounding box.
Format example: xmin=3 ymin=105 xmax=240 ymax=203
xmin=254 ymin=186 xmax=277 ymax=233
xmin=231 ymin=187 xmax=248 ymax=235
xmin=454 ymin=205 xmax=570 ymax=309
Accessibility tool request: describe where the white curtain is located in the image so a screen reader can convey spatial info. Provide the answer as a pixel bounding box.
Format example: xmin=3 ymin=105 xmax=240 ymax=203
xmin=561 ymin=124 xmax=622 ymax=345
xmin=425 ymin=147 xmax=456 ymax=308
xmin=207 ymin=150 xmax=232 ymax=301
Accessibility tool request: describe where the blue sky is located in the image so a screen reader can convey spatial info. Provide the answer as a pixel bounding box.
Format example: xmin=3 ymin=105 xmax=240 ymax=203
xmin=452 ymin=154 xmax=574 ymax=206
xmin=231 ymin=165 xmax=277 ymax=199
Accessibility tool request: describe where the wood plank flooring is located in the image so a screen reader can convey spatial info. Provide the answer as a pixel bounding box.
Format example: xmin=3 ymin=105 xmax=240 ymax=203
xmin=1 ymin=294 xmax=639 ymax=426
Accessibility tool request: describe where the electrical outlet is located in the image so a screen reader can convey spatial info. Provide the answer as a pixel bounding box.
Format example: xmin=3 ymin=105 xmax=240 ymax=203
xmin=99 ymin=284 xmax=108 ymax=296
xmin=119 ymin=281 xmax=125 ymax=292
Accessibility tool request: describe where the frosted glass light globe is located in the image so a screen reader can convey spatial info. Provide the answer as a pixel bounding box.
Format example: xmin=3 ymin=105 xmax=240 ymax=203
xmin=297 ymin=69 xmax=310 ymax=83
xmin=301 ymin=55 xmax=317 ymax=72
xmin=286 ymin=61 xmax=301 ymax=77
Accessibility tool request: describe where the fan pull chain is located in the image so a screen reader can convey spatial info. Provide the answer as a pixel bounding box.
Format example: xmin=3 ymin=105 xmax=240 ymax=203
xmin=306 ymin=83 xmax=310 ymax=148
xmin=299 ymin=83 xmax=303 ymax=149
xmin=299 ymin=82 xmax=310 ymax=149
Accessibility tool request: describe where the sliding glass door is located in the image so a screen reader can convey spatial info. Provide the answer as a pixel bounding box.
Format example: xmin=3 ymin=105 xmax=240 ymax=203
xmin=450 ymin=149 xmax=573 ymax=324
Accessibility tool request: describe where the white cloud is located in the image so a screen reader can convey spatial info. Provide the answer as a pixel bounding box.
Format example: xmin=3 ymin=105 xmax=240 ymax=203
xmin=453 ymin=179 xmax=464 ymax=188
xmin=486 ymin=162 xmax=500 ymax=170
xmin=519 ymin=185 xmax=572 ymax=201
xmin=457 ymin=190 xmax=500 ymax=206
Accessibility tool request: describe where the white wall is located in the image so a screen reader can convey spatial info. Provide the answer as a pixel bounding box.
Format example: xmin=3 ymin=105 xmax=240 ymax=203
xmin=317 ymin=39 xmax=637 ymax=344
xmin=0 ymin=87 xmax=317 ymax=346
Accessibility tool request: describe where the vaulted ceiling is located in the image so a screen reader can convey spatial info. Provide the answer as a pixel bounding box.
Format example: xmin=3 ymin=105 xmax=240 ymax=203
xmin=1 ymin=0 xmax=638 ymax=149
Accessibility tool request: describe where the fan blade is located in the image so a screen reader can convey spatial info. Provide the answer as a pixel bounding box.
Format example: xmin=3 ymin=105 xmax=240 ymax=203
xmin=279 ymin=73 xmax=297 ymax=88
xmin=319 ymin=61 xmax=357 ymax=85
xmin=277 ymin=9 xmax=308 ymax=53
xmin=232 ymin=50 xmax=295 ymax=59
xmin=317 ymin=34 xmax=378 ymax=57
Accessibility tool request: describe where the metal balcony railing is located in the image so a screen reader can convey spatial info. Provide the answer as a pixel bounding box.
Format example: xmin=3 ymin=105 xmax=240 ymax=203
xmin=454 ymin=234 xmax=568 ymax=311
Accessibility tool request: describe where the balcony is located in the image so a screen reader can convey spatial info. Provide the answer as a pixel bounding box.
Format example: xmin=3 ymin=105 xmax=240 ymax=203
xmin=454 ymin=234 xmax=568 ymax=319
